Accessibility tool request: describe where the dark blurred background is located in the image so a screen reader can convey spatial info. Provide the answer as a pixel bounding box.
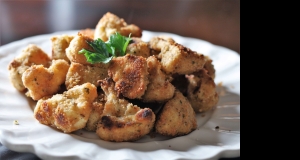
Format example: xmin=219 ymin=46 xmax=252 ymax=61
xmin=0 ymin=0 xmax=240 ymax=54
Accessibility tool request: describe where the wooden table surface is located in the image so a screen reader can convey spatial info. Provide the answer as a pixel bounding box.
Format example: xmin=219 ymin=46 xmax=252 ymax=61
xmin=0 ymin=0 xmax=240 ymax=54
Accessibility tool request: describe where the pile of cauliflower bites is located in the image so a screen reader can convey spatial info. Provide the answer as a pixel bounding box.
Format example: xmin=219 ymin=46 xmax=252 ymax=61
xmin=8 ymin=12 xmax=219 ymax=142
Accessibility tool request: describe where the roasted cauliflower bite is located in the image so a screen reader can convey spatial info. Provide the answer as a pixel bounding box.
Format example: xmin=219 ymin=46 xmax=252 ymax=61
xmin=33 ymin=96 xmax=56 ymax=126
xmin=8 ymin=44 xmax=51 ymax=92
xmin=22 ymin=59 xmax=69 ymax=101
xmin=65 ymin=33 xmax=94 ymax=65
xmin=96 ymin=78 xmax=155 ymax=142
xmin=51 ymin=34 xmax=74 ymax=62
xmin=155 ymin=90 xmax=197 ymax=137
xmin=65 ymin=62 xmax=109 ymax=90
xmin=148 ymin=36 xmax=175 ymax=52
xmin=34 ymin=83 xmax=97 ymax=133
xmin=126 ymin=37 xmax=150 ymax=58
xmin=142 ymin=56 xmax=175 ymax=103
xmin=186 ymin=69 xmax=219 ymax=113
xmin=85 ymin=90 xmax=106 ymax=132
xmin=158 ymin=43 xmax=207 ymax=75
xmin=108 ymin=54 xmax=149 ymax=99
xmin=204 ymin=56 xmax=216 ymax=80
xmin=94 ymin=12 xmax=142 ymax=42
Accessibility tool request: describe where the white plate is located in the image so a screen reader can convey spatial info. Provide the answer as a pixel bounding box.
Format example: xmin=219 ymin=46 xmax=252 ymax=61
xmin=0 ymin=30 xmax=240 ymax=160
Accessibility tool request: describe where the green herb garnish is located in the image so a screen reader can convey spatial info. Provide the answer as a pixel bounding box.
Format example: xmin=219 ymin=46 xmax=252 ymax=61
xmin=79 ymin=32 xmax=131 ymax=64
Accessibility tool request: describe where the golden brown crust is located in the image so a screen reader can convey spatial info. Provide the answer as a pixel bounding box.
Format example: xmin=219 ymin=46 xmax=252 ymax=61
xmin=155 ymin=90 xmax=197 ymax=137
xmin=65 ymin=62 xmax=109 ymax=90
xmin=65 ymin=33 xmax=94 ymax=65
xmin=186 ymin=69 xmax=219 ymax=113
xmin=126 ymin=37 xmax=150 ymax=58
xmin=148 ymin=36 xmax=175 ymax=52
xmin=85 ymin=91 xmax=106 ymax=131
xmin=34 ymin=83 xmax=98 ymax=133
xmin=142 ymin=56 xmax=175 ymax=102
xmin=158 ymin=43 xmax=207 ymax=75
xmin=97 ymin=78 xmax=155 ymax=142
xmin=51 ymin=34 xmax=74 ymax=62
xmin=8 ymin=44 xmax=51 ymax=92
xmin=108 ymin=54 xmax=149 ymax=99
xmin=34 ymin=96 xmax=56 ymax=125
xmin=94 ymin=12 xmax=142 ymax=42
xmin=97 ymin=108 xmax=154 ymax=142
xmin=22 ymin=59 xmax=69 ymax=101
xmin=120 ymin=24 xmax=142 ymax=38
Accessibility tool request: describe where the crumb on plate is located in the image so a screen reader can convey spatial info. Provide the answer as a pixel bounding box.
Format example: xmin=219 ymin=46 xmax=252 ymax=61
xmin=13 ymin=120 xmax=19 ymax=125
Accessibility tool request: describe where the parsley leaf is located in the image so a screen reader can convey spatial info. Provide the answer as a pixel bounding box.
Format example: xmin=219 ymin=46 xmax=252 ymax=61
xmin=79 ymin=32 xmax=131 ymax=64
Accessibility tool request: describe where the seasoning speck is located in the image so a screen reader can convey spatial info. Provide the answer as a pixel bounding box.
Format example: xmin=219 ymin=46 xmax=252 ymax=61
xmin=215 ymin=126 xmax=219 ymax=130
xmin=13 ymin=120 xmax=19 ymax=125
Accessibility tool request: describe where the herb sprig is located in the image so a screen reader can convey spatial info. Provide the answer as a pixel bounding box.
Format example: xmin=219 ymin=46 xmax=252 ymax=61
xmin=79 ymin=32 xmax=131 ymax=64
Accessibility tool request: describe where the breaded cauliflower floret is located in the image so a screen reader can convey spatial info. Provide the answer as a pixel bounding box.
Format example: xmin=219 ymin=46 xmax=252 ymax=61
xmin=96 ymin=78 xmax=155 ymax=142
xmin=51 ymin=34 xmax=74 ymax=62
xmin=186 ymin=69 xmax=219 ymax=113
xmin=155 ymin=90 xmax=197 ymax=137
xmin=158 ymin=43 xmax=206 ymax=75
xmin=8 ymin=44 xmax=51 ymax=92
xmin=34 ymin=83 xmax=97 ymax=133
xmin=22 ymin=59 xmax=70 ymax=101
xmin=94 ymin=12 xmax=142 ymax=42
xmin=85 ymin=90 xmax=106 ymax=132
xmin=108 ymin=54 xmax=149 ymax=99
xmin=34 ymin=95 xmax=57 ymax=126
xmin=126 ymin=37 xmax=150 ymax=58
xmin=148 ymin=36 xmax=175 ymax=52
xmin=65 ymin=62 xmax=109 ymax=90
xmin=65 ymin=33 xmax=94 ymax=65
xmin=142 ymin=56 xmax=175 ymax=103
